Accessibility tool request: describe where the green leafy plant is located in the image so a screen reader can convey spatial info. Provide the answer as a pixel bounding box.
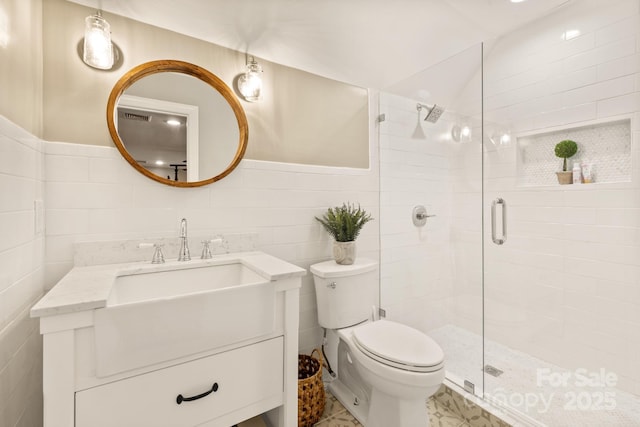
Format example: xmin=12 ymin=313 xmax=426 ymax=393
xmin=554 ymin=140 xmax=578 ymax=171
xmin=315 ymin=203 xmax=373 ymax=242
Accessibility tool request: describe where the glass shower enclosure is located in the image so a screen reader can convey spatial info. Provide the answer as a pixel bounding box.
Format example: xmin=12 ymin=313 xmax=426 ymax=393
xmin=378 ymin=41 xmax=484 ymax=397
xmin=378 ymin=1 xmax=640 ymax=425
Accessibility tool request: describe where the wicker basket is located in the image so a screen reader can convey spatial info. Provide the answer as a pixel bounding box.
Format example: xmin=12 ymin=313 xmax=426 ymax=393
xmin=298 ymin=349 xmax=326 ymax=427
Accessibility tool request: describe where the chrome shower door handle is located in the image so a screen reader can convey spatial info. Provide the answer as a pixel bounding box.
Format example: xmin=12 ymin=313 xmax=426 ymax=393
xmin=491 ymin=198 xmax=507 ymax=245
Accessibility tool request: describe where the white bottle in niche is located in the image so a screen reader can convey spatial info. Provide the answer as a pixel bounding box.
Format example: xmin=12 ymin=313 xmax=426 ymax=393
xmin=572 ymin=162 xmax=582 ymax=184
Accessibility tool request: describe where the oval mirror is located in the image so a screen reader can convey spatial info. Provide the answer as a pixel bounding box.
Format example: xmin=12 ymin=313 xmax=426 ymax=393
xmin=107 ymin=60 xmax=248 ymax=187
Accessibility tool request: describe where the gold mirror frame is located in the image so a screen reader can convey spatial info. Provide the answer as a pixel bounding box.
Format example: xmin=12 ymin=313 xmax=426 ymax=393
xmin=107 ymin=60 xmax=248 ymax=187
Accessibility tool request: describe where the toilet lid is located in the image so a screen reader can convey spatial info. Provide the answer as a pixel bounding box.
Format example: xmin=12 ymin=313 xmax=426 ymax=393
xmin=352 ymin=320 xmax=444 ymax=373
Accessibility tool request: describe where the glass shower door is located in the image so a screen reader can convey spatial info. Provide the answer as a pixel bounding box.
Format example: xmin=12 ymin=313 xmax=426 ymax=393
xmin=378 ymin=43 xmax=485 ymax=397
xmin=482 ymin=1 xmax=640 ymax=425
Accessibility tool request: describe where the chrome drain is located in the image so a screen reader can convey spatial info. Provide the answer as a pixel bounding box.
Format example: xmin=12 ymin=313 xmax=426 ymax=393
xmin=484 ymin=364 xmax=504 ymax=377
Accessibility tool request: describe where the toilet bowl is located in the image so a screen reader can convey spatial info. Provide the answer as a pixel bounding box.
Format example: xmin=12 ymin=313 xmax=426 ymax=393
xmin=311 ymin=258 xmax=445 ymax=427
xmin=340 ymin=320 xmax=445 ymax=427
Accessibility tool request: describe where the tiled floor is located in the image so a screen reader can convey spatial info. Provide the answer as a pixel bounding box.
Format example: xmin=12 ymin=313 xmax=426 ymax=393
xmin=313 ymin=392 xmax=471 ymax=427
xmin=237 ymin=386 xmax=510 ymax=427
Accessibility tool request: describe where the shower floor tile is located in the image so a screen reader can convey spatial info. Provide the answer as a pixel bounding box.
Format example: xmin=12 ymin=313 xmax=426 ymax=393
xmin=430 ymin=324 xmax=640 ymax=427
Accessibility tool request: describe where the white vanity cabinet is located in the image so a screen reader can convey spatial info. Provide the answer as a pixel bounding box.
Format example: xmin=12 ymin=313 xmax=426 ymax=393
xmin=32 ymin=252 xmax=305 ymax=427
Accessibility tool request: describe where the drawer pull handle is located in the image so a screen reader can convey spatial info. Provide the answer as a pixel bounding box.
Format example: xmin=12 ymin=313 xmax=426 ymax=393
xmin=176 ymin=382 xmax=219 ymax=405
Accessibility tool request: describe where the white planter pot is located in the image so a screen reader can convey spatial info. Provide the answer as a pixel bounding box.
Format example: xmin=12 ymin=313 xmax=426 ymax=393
xmin=333 ymin=241 xmax=356 ymax=265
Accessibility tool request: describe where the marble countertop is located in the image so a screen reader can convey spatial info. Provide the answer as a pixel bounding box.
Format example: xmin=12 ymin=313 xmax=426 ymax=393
xmin=31 ymin=251 xmax=306 ymax=318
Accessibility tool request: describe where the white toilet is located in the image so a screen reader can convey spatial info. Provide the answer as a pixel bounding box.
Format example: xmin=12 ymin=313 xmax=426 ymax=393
xmin=310 ymin=258 xmax=445 ymax=427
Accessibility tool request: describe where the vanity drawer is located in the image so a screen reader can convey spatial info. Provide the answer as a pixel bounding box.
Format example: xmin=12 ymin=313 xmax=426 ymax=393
xmin=75 ymin=337 xmax=284 ymax=427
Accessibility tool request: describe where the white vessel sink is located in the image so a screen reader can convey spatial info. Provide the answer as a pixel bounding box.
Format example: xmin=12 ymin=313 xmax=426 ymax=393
xmin=94 ymin=261 xmax=275 ymax=377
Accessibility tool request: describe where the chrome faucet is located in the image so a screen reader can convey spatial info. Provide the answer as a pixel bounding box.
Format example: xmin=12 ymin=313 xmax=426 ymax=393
xmin=178 ymin=218 xmax=191 ymax=261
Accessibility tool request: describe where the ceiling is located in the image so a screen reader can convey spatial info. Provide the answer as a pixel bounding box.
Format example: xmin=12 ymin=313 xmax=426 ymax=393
xmin=68 ymin=0 xmax=573 ymax=89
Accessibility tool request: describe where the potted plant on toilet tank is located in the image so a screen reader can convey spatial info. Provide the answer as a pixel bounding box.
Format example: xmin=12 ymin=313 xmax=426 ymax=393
xmin=554 ymin=139 xmax=578 ymax=185
xmin=315 ymin=203 xmax=373 ymax=265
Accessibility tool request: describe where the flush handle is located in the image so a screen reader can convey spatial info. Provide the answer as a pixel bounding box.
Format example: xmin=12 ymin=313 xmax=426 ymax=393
xmin=327 ymin=281 xmax=337 ymax=289
xmin=176 ymin=382 xmax=219 ymax=405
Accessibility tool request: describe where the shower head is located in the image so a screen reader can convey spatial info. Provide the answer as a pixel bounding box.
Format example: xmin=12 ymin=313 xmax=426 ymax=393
xmin=424 ymin=104 xmax=445 ymax=123
xmin=416 ymin=103 xmax=445 ymax=123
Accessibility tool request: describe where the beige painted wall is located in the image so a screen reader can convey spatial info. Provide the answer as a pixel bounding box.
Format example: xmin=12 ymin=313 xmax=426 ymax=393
xmin=43 ymin=0 xmax=369 ymax=168
xmin=0 ymin=0 xmax=43 ymax=136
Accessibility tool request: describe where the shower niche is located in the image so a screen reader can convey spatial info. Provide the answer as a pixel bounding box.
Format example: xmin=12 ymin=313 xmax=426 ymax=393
xmin=516 ymin=118 xmax=632 ymax=187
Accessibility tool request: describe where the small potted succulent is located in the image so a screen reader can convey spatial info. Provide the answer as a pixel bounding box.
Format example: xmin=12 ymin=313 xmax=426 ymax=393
xmin=554 ymin=139 xmax=578 ymax=185
xmin=315 ymin=203 xmax=373 ymax=265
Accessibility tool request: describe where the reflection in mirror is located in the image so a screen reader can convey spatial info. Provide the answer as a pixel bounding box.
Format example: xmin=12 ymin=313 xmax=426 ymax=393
xmin=107 ymin=60 xmax=248 ymax=187
xmin=117 ymin=94 xmax=195 ymax=181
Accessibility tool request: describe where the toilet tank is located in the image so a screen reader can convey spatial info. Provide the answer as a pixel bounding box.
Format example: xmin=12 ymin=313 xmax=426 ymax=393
xmin=310 ymin=258 xmax=378 ymax=329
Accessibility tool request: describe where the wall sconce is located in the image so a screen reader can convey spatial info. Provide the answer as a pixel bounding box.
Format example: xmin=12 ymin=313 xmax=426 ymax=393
xmin=488 ymin=129 xmax=512 ymax=146
xmin=238 ymin=56 xmax=263 ymax=102
xmin=451 ymin=124 xmax=472 ymax=142
xmin=461 ymin=125 xmax=471 ymax=141
xmin=451 ymin=125 xmax=461 ymax=142
xmin=82 ymin=10 xmax=113 ymax=70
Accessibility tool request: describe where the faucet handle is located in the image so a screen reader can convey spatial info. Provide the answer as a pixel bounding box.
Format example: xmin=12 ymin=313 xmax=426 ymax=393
xmin=201 ymin=240 xmax=213 ymax=260
xmin=200 ymin=238 xmax=224 ymax=259
xmin=151 ymin=244 xmax=165 ymax=264
xmin=138 ymin=243 xmax=165 ymax=264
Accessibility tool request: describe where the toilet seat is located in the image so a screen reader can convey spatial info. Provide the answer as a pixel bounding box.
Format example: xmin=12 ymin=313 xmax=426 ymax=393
xmin=352 ymin=320 xmax=444 ymax=373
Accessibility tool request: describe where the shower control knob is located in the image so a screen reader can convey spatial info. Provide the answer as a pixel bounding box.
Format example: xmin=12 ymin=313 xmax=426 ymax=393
xmin=327 ymin=282 xmax=337 ymax=289
xmin=412 ymin=205 xmax=435 ymax=227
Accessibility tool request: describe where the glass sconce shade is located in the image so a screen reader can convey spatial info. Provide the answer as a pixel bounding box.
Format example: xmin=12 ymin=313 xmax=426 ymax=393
xmin=83 ymin=11 xmax=113 ymax=70
xmin=451 ymin=124 xmax=461 ymax=142
xmin=238 ymin=58 xmax=263 ymax=102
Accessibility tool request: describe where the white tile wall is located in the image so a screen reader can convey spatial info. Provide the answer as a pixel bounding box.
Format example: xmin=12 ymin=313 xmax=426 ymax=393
xmin=42 ymin=120 xmax=379 ymax=355
xmin=0 ymin=116 xmax=45 ymax=427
